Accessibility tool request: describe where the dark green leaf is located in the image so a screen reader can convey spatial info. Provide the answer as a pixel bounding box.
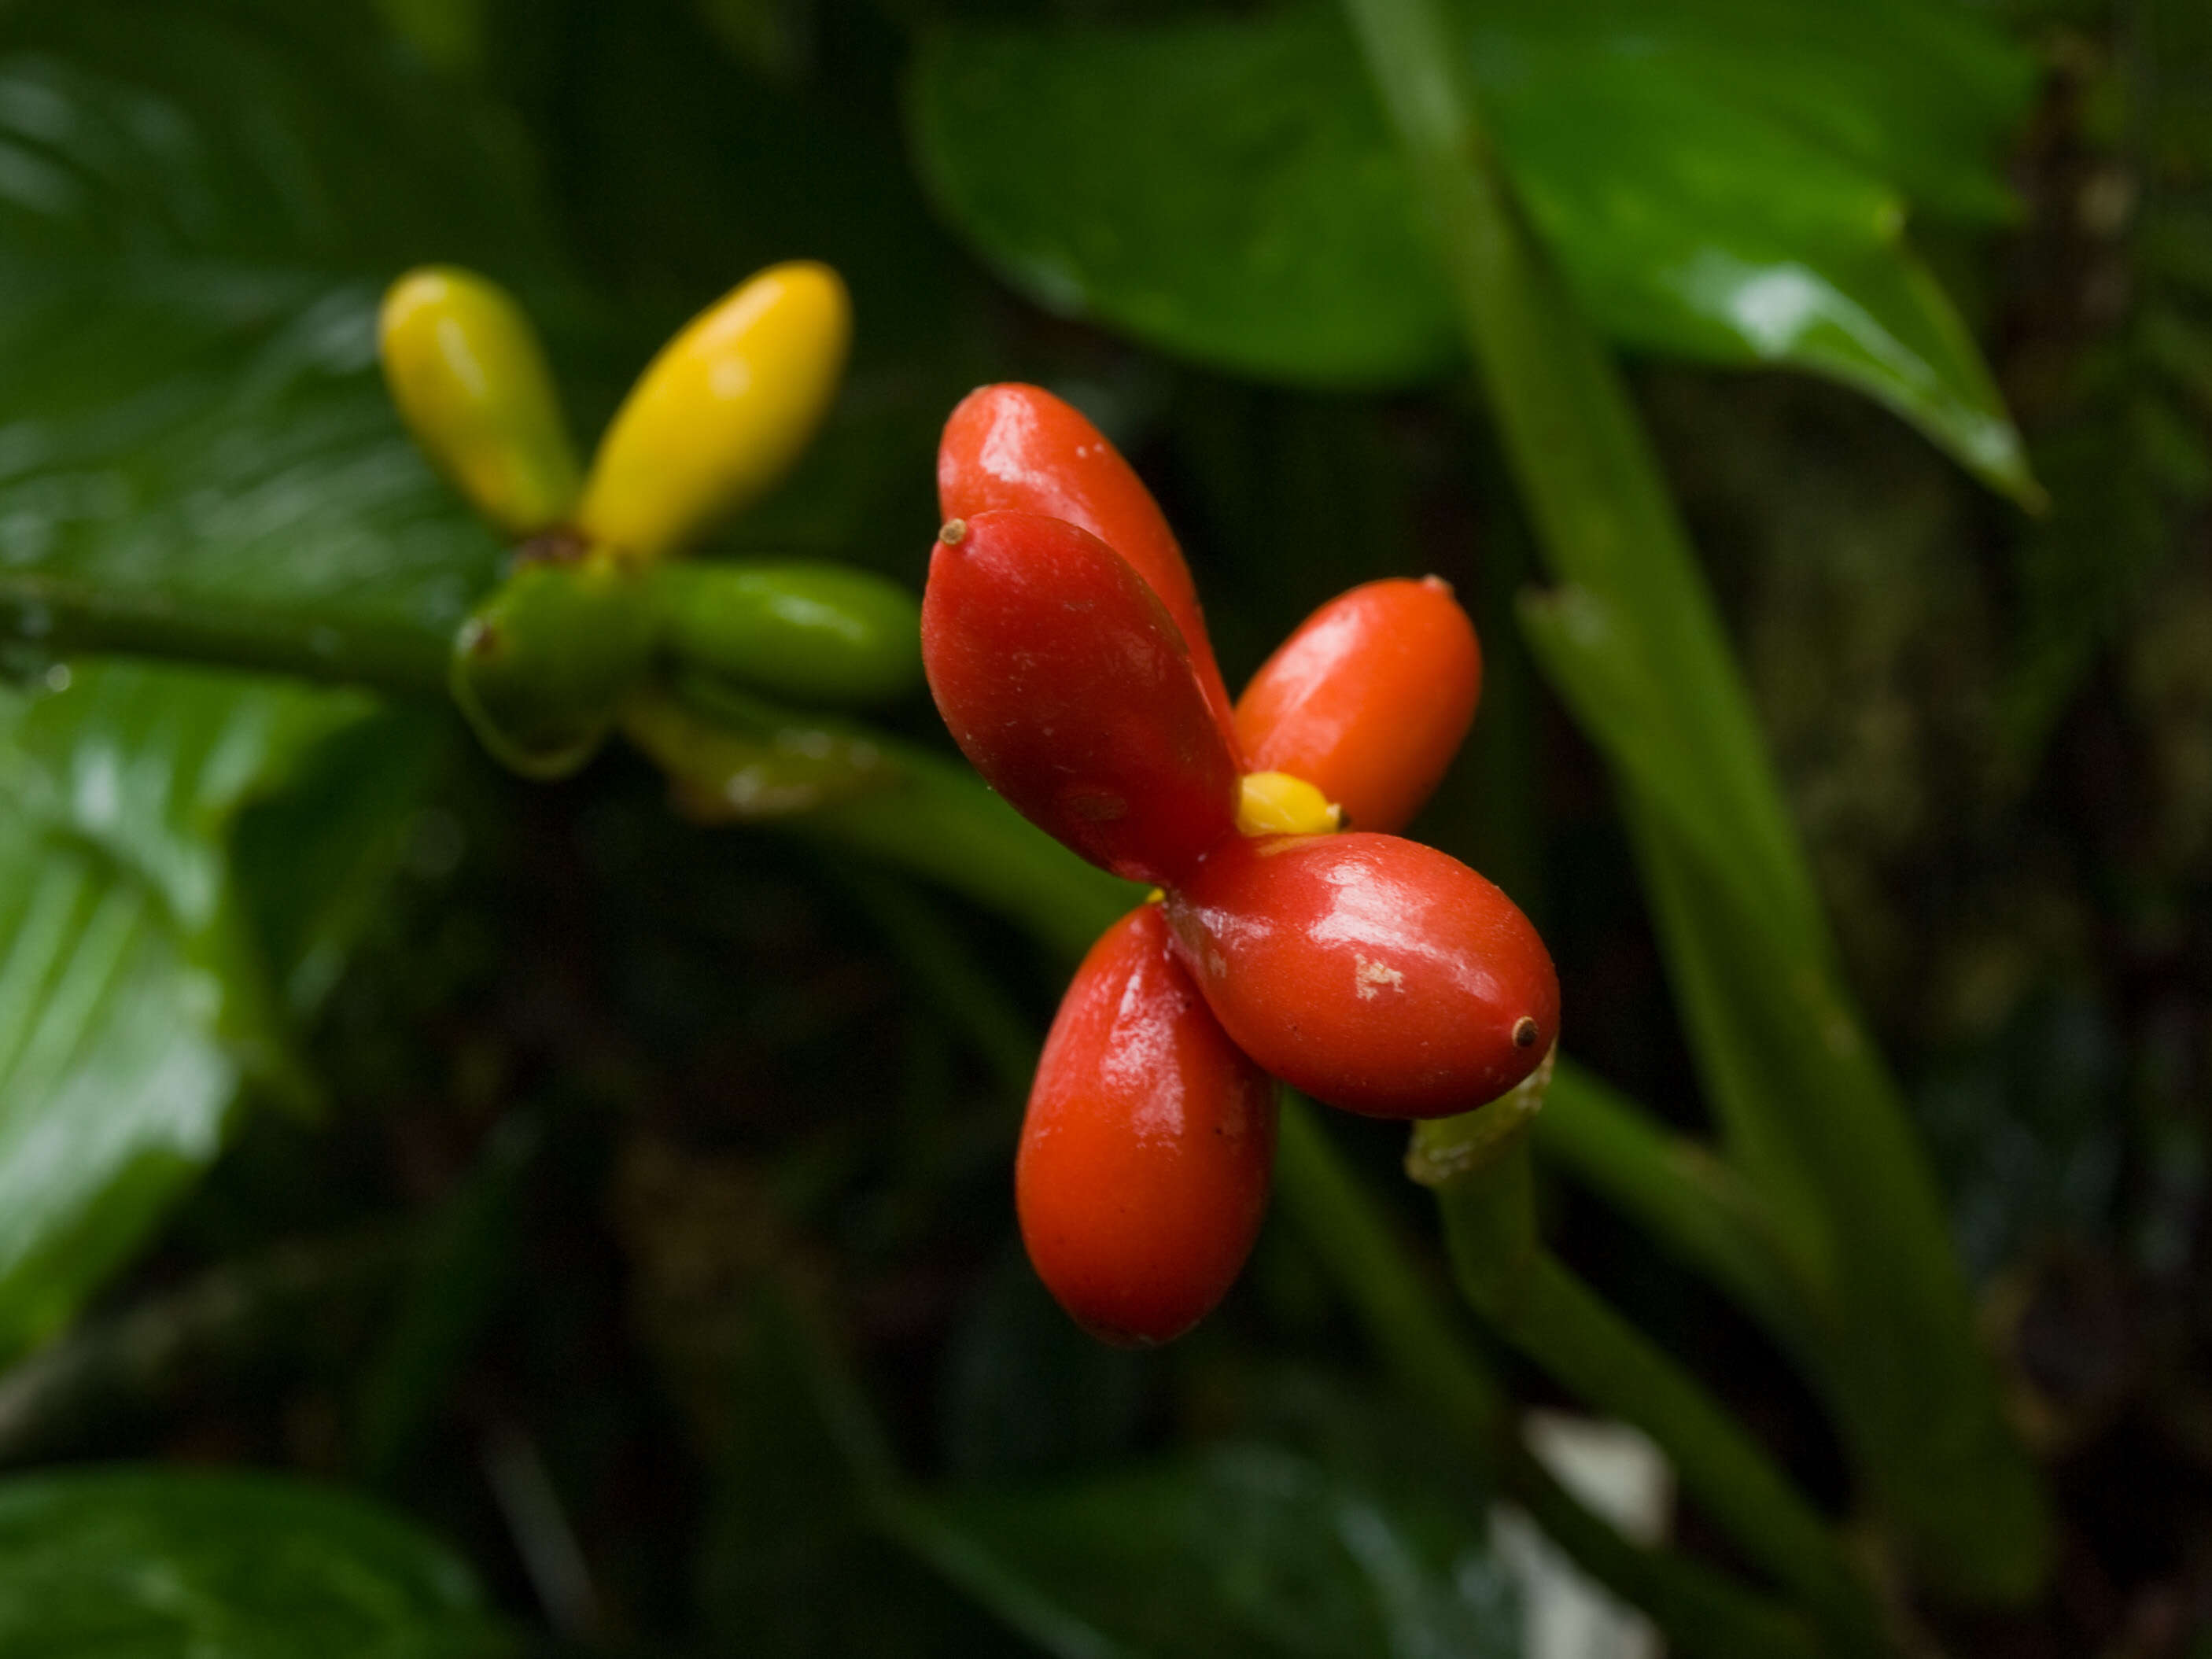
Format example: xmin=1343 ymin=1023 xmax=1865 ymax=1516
xmin=0 ymin=0 xmax=561 ymax=641
xmin=0 ymin=1465 xmax=507 ymax=1656
xmin=0 ymin=665 xmax=385 ymax=1356
xmin=0 ymin=0 xmax=555 ymax=1351
xmin=1626 ymin=799 xmax=2049 ymax=1599
xmin=909 ymin=0 xmax=2036 ymax=496
xmin=901 ymin=1445 xmax=1521 ymax=1659
xmin=697 ymin=1285 xmax=1033 ymax=1658
xmin=0 ymin=816 xmax=240 ymax=1358
xmin=910 ymin=12 xmax=1455 ymax=386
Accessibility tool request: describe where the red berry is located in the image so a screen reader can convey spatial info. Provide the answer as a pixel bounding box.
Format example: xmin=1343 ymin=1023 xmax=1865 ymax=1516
xmin=1235 ymin=577 xmax=1481 ymax=835
xmin=939 ymin=384 xmax=1239 ymax=753
xmin=1019 ymin=903 xmax=1277 ymax=1346
xmin=921 ymin=510 xmax=1238 ymax=885
xmin=1163 ymin=832 xmax=1558 ymax=1119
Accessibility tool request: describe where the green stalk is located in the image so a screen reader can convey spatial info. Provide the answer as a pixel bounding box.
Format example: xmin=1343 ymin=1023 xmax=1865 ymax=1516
xmin=1539 ymin=1060 xmax=1821 ymax=1360
xmin=1338 ymin=0 xmax=2048 ymax=1598
xmin=1273 ymin=1097 xmax=1510 ymax=1461
xmin=1415 ymin=1122 xmax=1881 ymax=1643
xmin=1335 ymin=0 xmax=1821 ymax=1214
xmin=790 ymin=742 xmax=1139 ymax=964
xmin=0 ymin=574 xmax=450 ymax=699
xmin=1274 ymin=1099 xmax=1833 ymax=1659
xmin=636 ymin=669 xmax=1141 ymax=963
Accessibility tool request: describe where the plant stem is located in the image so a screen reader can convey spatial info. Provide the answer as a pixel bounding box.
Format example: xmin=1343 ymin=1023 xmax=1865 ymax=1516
xmin=787 ymin=740 xmax=1141 ymax=964
xmin=0 ymin=574 xmax=451 ymax=699
xmin=1421 ymin=1131 xmax=1886 ymax=1646
xmin=1273 ymin=1095 xmax=1507 ymax=1458
xmin=1332 ymin=0 xmax=1819 ymax=967
xmin=1338 ymin=0 xmax=2048 ymax=1601
xmin=1274 ymin=1098 xmax=1833 ymax=1659
xmin=1505 ymin=1451 xmax=1823 ymax=1659
xmin=1539 ymin=1060 xmax=1822 ymax=1360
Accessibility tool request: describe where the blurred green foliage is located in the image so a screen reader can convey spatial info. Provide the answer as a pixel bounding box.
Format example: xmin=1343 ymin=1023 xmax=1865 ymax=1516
xmin=0 ymin=0 xmax=2205 ymax=1653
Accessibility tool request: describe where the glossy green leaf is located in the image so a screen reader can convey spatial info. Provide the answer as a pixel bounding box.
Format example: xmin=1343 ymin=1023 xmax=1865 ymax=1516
xmin=0 ymin=815 xmax=239 ymax=1357
xmin=904 ymin=1446 xmax=1521 ymax=1659
xmin=0 ymin=0 xmax=564 ymax=646
xmin=1626 ymin=803 xmax=2049 ymax=1599
xmin=1334 ymin=0 xmax=2048 ymax=1598
xmin=909 ymin=0 xmax=2036 ymax=496
xmin=0 ymin=0 xmax=554 ymax=1353
xmin=0 ymin=1465 xmax=507 ymax=1656
xmin=912 ymin=13 xmax=1452 ymax=385
xmin=0 ymin=665 xmax=382 ymax=1356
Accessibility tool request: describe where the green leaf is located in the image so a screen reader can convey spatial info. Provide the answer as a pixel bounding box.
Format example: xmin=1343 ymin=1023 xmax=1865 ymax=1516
xmin=231 ymin=704 xmax=451 ymax=1017
xmin=900 ymin=1445 xmax=1521 ymax=1659
xmin=0 ymin=665 xmax=392 ymax=1356
xmin=0 ymin=0 xmax=548 ymax=1352
xmin=0 ymin=0 xmax=565 ymax=645
xmin=1625 ymin=804 xmax=2049 ymax=1599
xmin=0 ymin=1465 xmax=507 ymax=1656
xmin=0 ymin=817 xmax=240 ymax=1356
xmin=912 ymin=13 xmax=1453 ymax=386
xmin=909 ymin=0 xmax=2037 ymax=497
xmin=1333 ymin=0 xmax=2048 ymax=1598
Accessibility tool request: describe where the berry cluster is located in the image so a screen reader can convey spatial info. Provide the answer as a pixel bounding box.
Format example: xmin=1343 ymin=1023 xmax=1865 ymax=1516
xmin=924 ymin=386 xmax=1559 ymax=1344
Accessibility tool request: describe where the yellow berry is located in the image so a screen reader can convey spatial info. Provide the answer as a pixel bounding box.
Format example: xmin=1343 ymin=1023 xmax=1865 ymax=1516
xmin=577 ymin=262 xmax=850 ymax=561
xmin=379 ymin=267 xmax=581 ymax=537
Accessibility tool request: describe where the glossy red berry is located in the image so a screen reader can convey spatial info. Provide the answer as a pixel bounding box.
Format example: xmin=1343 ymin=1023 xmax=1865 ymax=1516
xmin=920 ymin=509 xmax=1237 ymax=885
xmin=938 ymin=383 xmax=1239 ymax=751
xmin=1235 ymin=577 xmax=1481 ymax=835
xmin=1019 ymin=903 xmax=1277 ymax=1347
xmin=1163 ymin=832 xmax=1559 ymax=1119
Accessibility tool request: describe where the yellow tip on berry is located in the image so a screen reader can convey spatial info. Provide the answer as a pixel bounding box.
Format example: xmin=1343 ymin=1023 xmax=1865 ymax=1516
xmin=577 ymin=260 xmax=851 ymax=562
xmin=1235 ymin=772 xmax=1341 ymax=838
xmin=378 ymin=266 xmax=582 ymax=538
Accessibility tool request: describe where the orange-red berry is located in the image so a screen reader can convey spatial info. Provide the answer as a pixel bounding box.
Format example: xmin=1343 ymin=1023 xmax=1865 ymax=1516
xmin=1235 ymin=577 xmax=1481 ymax=835
xmin=1164 ymin=832 xmax=1558 ymax=1119
xmin=939 ymin=383 xmax=1239 ymax=752
xmin=925 ymin=385 xmax=1562 ymax=1343
xmin=1018 ymin=904 xmax=1277 ymax=1346
xmin=920 ymin=509 xmax=1237 ymax=885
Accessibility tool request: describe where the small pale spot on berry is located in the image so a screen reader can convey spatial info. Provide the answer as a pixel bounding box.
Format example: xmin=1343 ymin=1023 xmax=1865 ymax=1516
xmin=1355 ymin=956 xmax=1405 ymax=1001
xmin=938 ymin=518 xmax=968 ymax=545
xmin=1512 ymin=1016 xmax=1539 ymax=1049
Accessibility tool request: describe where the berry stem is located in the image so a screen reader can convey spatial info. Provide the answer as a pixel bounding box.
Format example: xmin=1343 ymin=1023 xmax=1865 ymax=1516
xmin=0 ymin=573 xmax=449 ymax=699
xmin=1420 ymin=1128 xmax=1889 ymax=1649
xmin=1340 ymin=0 xmax=2048 ymax=1598
xmin=1274 ymin=1097 xmax=1834 ymax=1659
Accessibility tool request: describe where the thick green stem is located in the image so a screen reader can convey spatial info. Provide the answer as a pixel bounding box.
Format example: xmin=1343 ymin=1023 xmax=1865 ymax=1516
xmin=787 ymin=743 xmax=1140 ymax=964
xmin=1332 ymin=0 xmax=1819 ymax=970
xmin=1538 ymin=1060 xmax=1822 ymax=1360
xmin=1506 ymin=1452 xmax=1823 ymax=1659
xmin=1339 ymin=0 xmax=2047 ymax=1601
xmin=1421 ymin=1130 xmax=1883 ymax=1646
xmin=1274 ymin=1097 xmax=1508 ymax=1459
xmin=1274 ymin=1099 xmax=1833 ymax=1659
xmin=635 ymin=669 xmax=1141 ymax=962
xmin=0 ymin=574 xmax=450 ymax=699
